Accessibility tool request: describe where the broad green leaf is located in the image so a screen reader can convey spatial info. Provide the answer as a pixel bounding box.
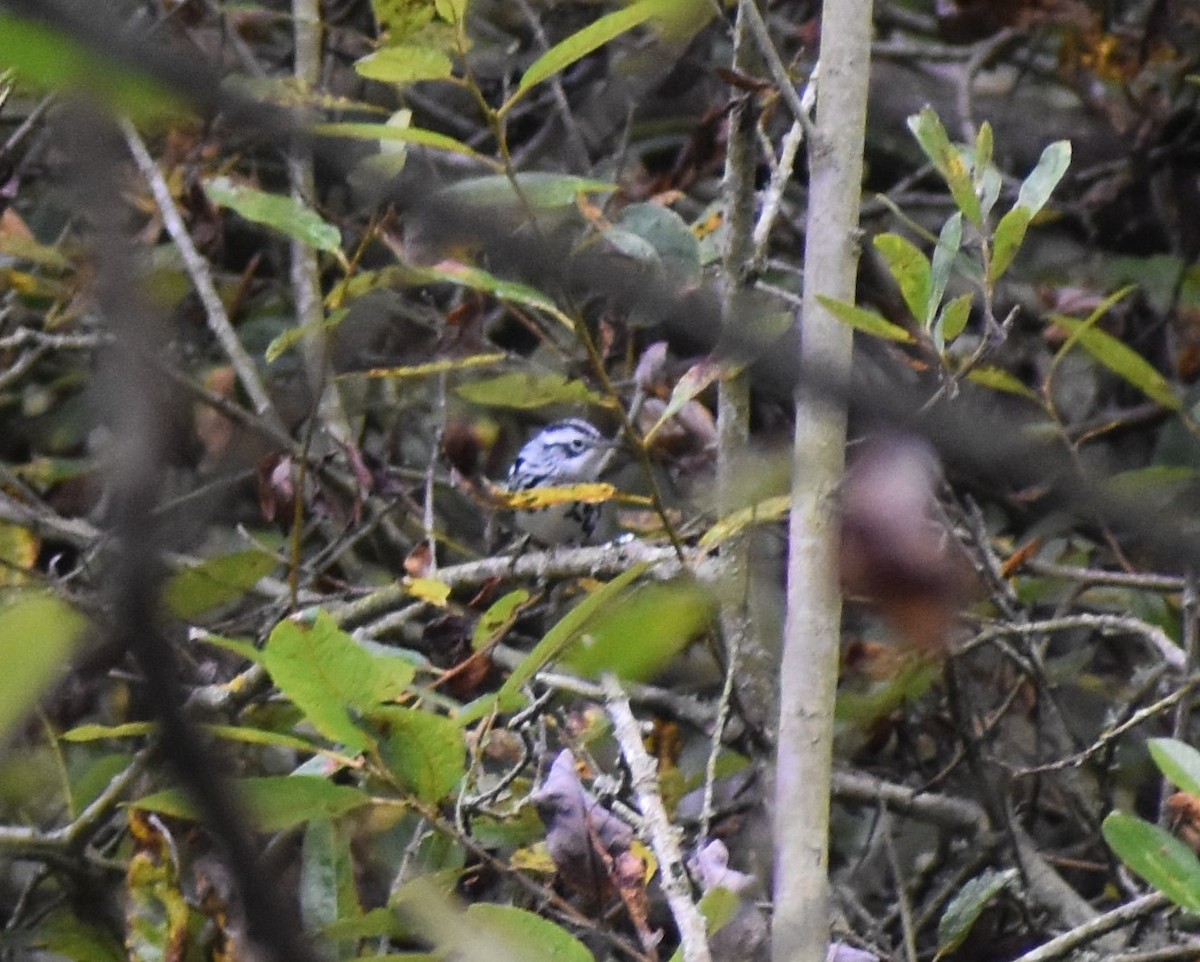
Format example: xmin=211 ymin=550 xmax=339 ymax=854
xmin=438 ymin=172 xmax=615 ymax=209
xmin=205 ymin=176 xmax=341 ymax=253
xmin=133 ymin=776 xmax=371 ymax=831
xmin=162 ymin=549 xmax=278 ymax=619
xmin=929 ymin=213 xmax=963 ymax=325
xmin=0 ymin=593 xmax=87 ymax=739
xmin=261 ymin=610 xmax=416 ymax=753
xmin=989 ymin=207 xmax=1031 ymax=283
xmin=457 ymin=372 xmax=607 ymax=410
xmin=873 ymin=233 xmax=932 ymax=325
xmin=935 ymin=869 xmax=1017 ymax=959
xmin=464 ymin=904 xmax=593 ymax=962
xmin=816 ymin=295 xmax=914 ymax=342
xmin=1102 ymin=811 xmax=1200 ymax=912
xmin=610 ymin=202 xmax=702 ymax=285
xmin=934 ymin=292 xmax=973 ymax=349
xmin=472 ymin=590 xmax=531 ymax=650
xmin=354 ymin=46 xmax=454 ymax=84
xmin=1015 ymin=140 xmax=1071 ymax=217
xmin=1052 ymin=312 xmax=1181 ymax=410
xmin=499 ymin=563 xmax=651 ymax=699
xmin=0 ymin=13 xmax=187 ymax=123
xmin=965 ymin=365 xmax=1040 ymax=401
xmin=314 ymin=121 xmax=489 ymax=164
xmin=562 ymin=578 xmax=714 ymax=682
xmin=374 ymin=706 xmax=465 ymax=804
xmin=514 ymin=0 xmax=674 ymax=101
xmin=907 ymin=108 xmax=982 ymax=227
xmin=667 ymin=888 xmax=741 ymax=962
xmin=1150 ymin=738 xmax=1200 ymax=795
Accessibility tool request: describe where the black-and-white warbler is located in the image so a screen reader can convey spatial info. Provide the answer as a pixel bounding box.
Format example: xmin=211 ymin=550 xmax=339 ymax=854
xmin=505 ymin=419 xmax=615 ymax=545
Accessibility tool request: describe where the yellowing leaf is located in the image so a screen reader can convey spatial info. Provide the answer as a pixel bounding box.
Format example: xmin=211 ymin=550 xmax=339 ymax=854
xmin=699 ymin=495 xmax=790 ymax=549
xmin=406 ymin=577 xmax=452 ymax=606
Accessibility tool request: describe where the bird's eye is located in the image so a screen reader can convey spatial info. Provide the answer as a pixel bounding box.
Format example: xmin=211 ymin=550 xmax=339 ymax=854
xmin=568 ymin=439 xmax=587 ymax=455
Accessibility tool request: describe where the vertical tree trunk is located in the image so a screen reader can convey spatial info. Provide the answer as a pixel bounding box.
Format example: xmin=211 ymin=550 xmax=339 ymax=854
xmin=772 ymin=4 xmax=874 ymax=962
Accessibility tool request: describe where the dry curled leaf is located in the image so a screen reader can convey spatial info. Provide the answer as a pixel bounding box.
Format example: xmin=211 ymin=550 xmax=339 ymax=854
xmin=531 ymin=750 xmax=634 ymax=909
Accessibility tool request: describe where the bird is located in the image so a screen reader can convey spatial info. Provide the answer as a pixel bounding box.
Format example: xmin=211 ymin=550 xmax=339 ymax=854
xmin=504 ymin=419 xmax=615 ymax=545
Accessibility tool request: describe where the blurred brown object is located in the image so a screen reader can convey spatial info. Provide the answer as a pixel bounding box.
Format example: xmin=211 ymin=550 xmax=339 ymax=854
xmin=839 ymin=434 xmax=977 ymax=654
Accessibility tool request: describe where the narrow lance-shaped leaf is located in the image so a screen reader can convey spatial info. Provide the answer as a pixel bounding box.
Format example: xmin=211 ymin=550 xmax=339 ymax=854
xmin=816 ymin=295 xmax=914 ymax=343
xmin=1051 ymin=285 xmax=1180 ymax=410
xmin=907 ymin=108 xmax=982 ymax=227
xmin=511 ymin=0 xmax=675 ymax=105
xmin=934 ymin=292 xmax=972 ymax=350
xmin=1015 ymin=140 xmax=1071 ymax=217
xmin=928 ymin=213 xmax=962 ymax=326
xmin=988 ymin=207 xmax=1031 ymax=283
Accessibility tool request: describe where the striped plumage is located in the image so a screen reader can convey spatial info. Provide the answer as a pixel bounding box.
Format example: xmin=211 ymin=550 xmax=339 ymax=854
xmin=505 ymin=419 xmax=613 ymax=544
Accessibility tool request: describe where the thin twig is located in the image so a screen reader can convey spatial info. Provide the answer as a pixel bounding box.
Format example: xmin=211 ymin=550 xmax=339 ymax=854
xmin=604 ymin=676 xmax=711 ymax=962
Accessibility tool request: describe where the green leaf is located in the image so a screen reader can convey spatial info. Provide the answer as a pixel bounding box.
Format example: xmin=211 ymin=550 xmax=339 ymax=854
xmin=907 ymin=107 xmax=982 ymax=227
xmin=929 ymin=213 xmax=963 ymax=325
xmin=1015 ymin=140 xmax=1071 ymax=217
xmin=439 ymin=172 xmax=616 ymax=209
xmin=1052 ymin=306 xmax=1181 ymax=410
xmin=514 ymin=0 xmax=674 ymax=101
xmin=61 ymin=722 xmax=154 ymax=742
xmin=1150 ymin=738 xmax=1200 ymax=796
xmin=0 ymin=13 xmax=187 ymax=124
xmin=873 ymin=233 xmax=932 ymax=325
xmin=561 ymin=579 xmax=713 ymax=682
xmin=1103 ymin=811 xmax=1200 ymax=912
xmin=354 ymin=46 xmax=454 ymax=85
xmin=355 ymin=353 xmax=508 ymax=381
xmin=261 ymin=610 xmax=415 ymax=753
xmin=322 ymin=907 xmax=405 ymax=941
xmin=936 ymin=869 xmax=1017 ymax=959
xmin=456 ymin=372 xmax=607 ymax=410
xmin=372 ymin=0 xmax=436 ymax=41
xmin=29 ymin=908 xmax=124 ymax=962
xmin=965 ymin=365 xmax=1040 ymax=401
xmin=314 ymin=121 xmax=488 ymax=164
xmin=973 ymin=123 xmax=994 ymax=178
xmin=424 ymin=260 xmax=574 ymax=329
xmin=499 ymin=563 xmax=651 ymax=700
xmin=0 ymin=593 xmax=87 ymax=739
xmin=464 ymin=904 xmax=593 ymax=962
xmin=301 ymin=818 xmax=360 ymax=942
xmin=133 ymin=776 xmax=371 ymax=832
xmin=162 ymin=549 xmax=278 ymax=619
xmin=934 ymin=292 xmax=973 ymax=349
xmin=435 ymin=0 xmax=468 ymax=25
xmin=609 ymin=203 xmax=702 ymax=285
xmin=472 ymin=590 xmax=531 ymax=650
xmin=204 ymin=176 xmax=341 ymax=253
xmin=374 ymin=706 xmax=465 ymax=804
xmin=989 ymin=207 xmax=1031 ymax=283
xmin=816 ymin=295 xmax=914 ymax=343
